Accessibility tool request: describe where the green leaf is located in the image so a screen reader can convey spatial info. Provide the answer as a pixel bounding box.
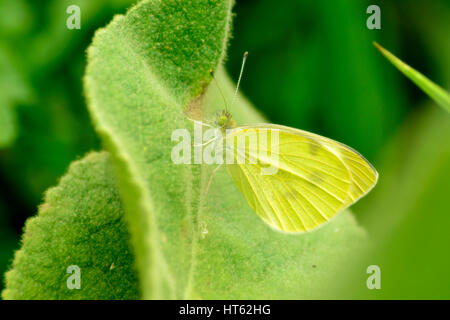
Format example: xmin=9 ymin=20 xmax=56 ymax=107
xmin=2 ymin=152 xmax=139 ymax=299
xmin=374 ymin=42 xmax=450 ymax=112
xmin=84 ymin=0 xmax=368 ymax=299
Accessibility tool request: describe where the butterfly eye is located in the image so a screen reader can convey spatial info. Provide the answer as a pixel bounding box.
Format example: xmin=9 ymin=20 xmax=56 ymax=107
xmin=217 ymin=115 xmax=228 ymax=127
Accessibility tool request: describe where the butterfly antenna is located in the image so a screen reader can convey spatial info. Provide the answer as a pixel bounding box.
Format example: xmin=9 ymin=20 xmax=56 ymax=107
xmin=230 ymin=51 xmax=248 ymax=110
xmin=209 ymin=69 xmax=229 ymax=112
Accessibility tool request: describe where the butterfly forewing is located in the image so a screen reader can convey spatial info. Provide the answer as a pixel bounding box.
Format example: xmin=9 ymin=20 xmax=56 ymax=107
xmin=225 ymin=124 xmax=378 ymax=233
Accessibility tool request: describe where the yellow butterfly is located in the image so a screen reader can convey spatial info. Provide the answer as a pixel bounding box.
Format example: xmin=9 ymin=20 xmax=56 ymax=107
xmin=196 ymin=52 xmax=378 ymax=233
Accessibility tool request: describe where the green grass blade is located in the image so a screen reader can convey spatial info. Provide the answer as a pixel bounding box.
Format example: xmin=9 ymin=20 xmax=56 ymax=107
xmin=374 ymin=42 xmax=450 ymax=112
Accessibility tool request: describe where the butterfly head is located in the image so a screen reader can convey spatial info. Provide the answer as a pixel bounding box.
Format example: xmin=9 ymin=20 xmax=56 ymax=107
xmin=215 ymin=109 xmax=235 ymax=131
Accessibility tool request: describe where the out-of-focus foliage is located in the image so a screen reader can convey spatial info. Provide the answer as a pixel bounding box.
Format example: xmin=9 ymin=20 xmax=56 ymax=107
xmin=227 ymin=0 xmax=408 ymax=161
xmin=0 ymin=46 xmax=29 ymax=147
xmin=0 ymin=200 xmax=18 ymax=291
xmin=330 ymin=106 xmax=450 ymax=299
xmin=0 ymin=0 xmax=137 ymax=292
xmin=0 ymin=0 xmax=449 ymax=298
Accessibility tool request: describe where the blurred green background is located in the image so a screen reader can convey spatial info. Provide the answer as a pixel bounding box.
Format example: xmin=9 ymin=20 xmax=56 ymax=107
xmin=0 ymin=0 xmax=449 ymax=298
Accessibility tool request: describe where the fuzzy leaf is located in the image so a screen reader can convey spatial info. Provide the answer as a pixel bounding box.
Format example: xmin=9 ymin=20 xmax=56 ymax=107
xmin=374 ymin=42 xmax=450 ymax=112
xmin=2 ymin=152 xmax=139 ymax=299
xmin=84 ymin=0 xmax=368 ymax=299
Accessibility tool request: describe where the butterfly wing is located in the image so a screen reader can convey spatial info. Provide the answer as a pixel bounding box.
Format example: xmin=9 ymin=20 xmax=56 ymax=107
xmin=225 ymin=124 xmax=378 ymax=233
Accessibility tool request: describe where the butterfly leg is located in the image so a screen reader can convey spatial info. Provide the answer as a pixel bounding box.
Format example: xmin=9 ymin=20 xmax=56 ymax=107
xmin=204 ymin=162 xmax=224 ymax=197
xmin=193 ymin=137 xmax=219 ymax=147
xmin=202 ymin=137 xmax=226 ymax=197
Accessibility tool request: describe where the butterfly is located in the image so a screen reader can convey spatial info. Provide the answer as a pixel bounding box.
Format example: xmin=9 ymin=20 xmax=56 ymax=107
xmin=190 ymin=52 xmax=378 ymax=233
